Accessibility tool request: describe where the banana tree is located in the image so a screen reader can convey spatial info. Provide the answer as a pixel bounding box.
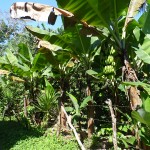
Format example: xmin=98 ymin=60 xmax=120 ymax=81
xmin=30 ymin=30 xmax=76 ymax=130
xmin=9 ymin=0 xmax=150 ymax=139
xmin=10 ymin=0 xmax=147 ymax=105
xmin=0 ymin=42 xmax=50 ymax=118
xmin=55 ymin=0 xmax=148 ymax=109
xmin=23 ymin=24 xmax=101 ymax=137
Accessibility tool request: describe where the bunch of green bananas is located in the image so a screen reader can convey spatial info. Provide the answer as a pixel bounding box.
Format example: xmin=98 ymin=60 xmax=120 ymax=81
xmin=100 ymin=46 xmax=117 ymax=79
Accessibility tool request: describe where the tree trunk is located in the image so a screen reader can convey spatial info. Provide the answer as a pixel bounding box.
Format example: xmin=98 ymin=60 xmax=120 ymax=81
xmin=57 ymin=77 xmax=67 ymax=135
xmin=86 ymin=76 xmax=94 ymax=138
xmin=24 ymin=96 xmax=28 ymax=117
xmin=123 ymin=48 xmax=142 ymax=148
xmin=122 ymin=49 xmax=142 ymax=110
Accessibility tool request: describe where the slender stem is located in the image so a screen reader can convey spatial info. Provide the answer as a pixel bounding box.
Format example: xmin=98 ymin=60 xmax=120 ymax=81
xmin=108 ymin=26 xmax=122 ymax=49
xmin=61 ymin=105 xmax=86 ymax=150
xmin=106 ymin=99 xmax=118 ymax=150
xmin=113 ymin=0 xmax=122 ymax=43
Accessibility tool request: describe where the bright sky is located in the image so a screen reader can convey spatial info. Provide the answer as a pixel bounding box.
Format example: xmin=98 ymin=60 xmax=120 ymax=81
xmin=0 ymin=0 xmax=62 ymax=30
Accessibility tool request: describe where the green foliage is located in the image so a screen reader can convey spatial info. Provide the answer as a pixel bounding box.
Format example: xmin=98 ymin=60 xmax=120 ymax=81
xmin=139 ymin=4 xmax=150 ymax=34
xmin=122 ymin=81 xmax=150 ymax=95
xmin=67 ymin=92 xmax=92 ymax=125
xmin=56 ymin=0 xmax=129 ymax=27
xmin=35 ymin=79 xmax=59 ymax=127
xmin=11 ymin=134 xmax=78 ymax=150
xmin=133 ymin=35 xmax=150 ymax=64
xmin=132 ymin=109 xmax=150 ymax=126
xmin=37 ymin=79 xmax=58 ymax=112
xmin=0 ymin=79 xmax=25 ymax=117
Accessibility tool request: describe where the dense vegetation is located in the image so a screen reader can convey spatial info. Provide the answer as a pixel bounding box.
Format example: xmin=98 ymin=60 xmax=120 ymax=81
xmin=0 ymin=0 xmax=150 ymax=149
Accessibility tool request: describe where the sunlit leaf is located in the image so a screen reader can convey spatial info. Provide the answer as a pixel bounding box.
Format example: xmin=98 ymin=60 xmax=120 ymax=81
xmin=122 ymin=81 xmax=150 ymax=95
xmin=144 ymin=96 xmax=150 ymax=112
xmin=80 ymin=96 xmax=92 ymax=109
xmin=67 ymin=92 xmax=80 ymax=115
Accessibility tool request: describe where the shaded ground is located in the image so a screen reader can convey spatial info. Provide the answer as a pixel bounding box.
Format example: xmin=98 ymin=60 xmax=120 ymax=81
xmin=0 ymin=118 xmax=78 ymax=150
xmin=0 ymin=119 xmax=42 ymax=150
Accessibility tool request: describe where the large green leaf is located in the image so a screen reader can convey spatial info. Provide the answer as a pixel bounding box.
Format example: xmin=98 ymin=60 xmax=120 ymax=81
xmin=139 ymin=4 xmax=150 ymax=34
xmin=56 ymin=0 xmax=129 ymax=27
xmin=131 ymin=110 xmax=150 ymax=126
xmin=67 ymin=92 xmax=80 ymax=115
xmin=31 ymin=53 xmax=49 ymax=71
xmin=5 ymin=48 xmax=18 ymax=65
xmin=18 ymin=43 xmax=33 ymax=64
xmin=138 ymin=109 xmax=150 ymax=126
xmin=26 ymin=26 xmax=72 ymax=51
xmin=134 ymin=35 xmax=150 ymax=64
xmin=122 ymin=81 xmax=150 ymax=95
xmin=26 ymin=26 xmax=51 ymax=39
xmin=28 ymin=25 xmax=100 ymax=69
xmin=80 ymin=96 xmax=92 ymax=109
xmin=144 ymin=96 xmax=150 ymax=112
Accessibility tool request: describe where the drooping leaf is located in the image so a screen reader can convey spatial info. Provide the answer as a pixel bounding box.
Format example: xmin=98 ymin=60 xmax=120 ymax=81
xmin=86 ymin=70 xmax=98 ymax=76
xmin=5 ymin=48 xmax=18 ymax=65
xmin=26 ymin=25 xmax=72 ymax=51
xmin=57 ymin=0 xmax=129 ymax=27
xmin=18 ymin=43 xmax=33 ymax=63
xmin=26 ymin=26 xmax=51 ymax=39
xmin=133 ymin=35 xmax=150 ymax=64
xmin=131 ymin=110 xmax=147 ymax=125
xmin=122 ymin=81 xmax=150 ymax=95
xmin=38 ymin=40 xmax=61 ymax=51
xmin=10 ymin=2 xmax=73 ymax=25
xmin=144 ymin=96 xmax=150 ymax=112
xmin=67 ymin=92 xmax=80 ymax=115
xmin=80 ymin=96 xmax=92 ymax=109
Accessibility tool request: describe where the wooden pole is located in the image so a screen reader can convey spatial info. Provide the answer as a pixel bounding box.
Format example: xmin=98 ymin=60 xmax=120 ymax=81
xmin=106 ymin=99 xmax=118 ymax=150
xmin=61 ymin=105 xmax=86 ymax=150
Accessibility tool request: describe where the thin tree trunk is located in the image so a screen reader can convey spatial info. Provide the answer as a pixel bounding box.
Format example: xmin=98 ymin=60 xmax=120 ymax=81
xmin=57 ymin=77 xmax=67 ymax=135
xmin=122 ymin=49 xmax=142 ymax=110
xmin=106 ymin=99 xmax=118 ymax=150
xmin=86 ymin=75 xmax=94 ymax=138
xmin=61 ymin=105 xmax=86 ymax=150
xmin=24 ymin=96 xmax=28 ymax=117
xmin=123 ymin=49 xmax=142 ymax=148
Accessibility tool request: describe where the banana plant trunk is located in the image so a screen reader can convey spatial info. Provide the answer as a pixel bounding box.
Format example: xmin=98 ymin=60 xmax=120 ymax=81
xmin=24 ymin=96 xmax=28 ymax=117
xmin=57 ymin=77 xmax=67 ymax=135
xmin=122 ymin=48 xmax=142 ymax=148
xmin=86 ymin=75 xmax=94 ymax=138
xmin=123 ymin=49 xmax=142 ymax=110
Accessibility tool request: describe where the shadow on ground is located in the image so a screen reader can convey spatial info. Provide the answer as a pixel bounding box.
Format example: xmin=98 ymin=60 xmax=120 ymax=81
xmin=0 ymin=119 xmax=42 ymax=150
